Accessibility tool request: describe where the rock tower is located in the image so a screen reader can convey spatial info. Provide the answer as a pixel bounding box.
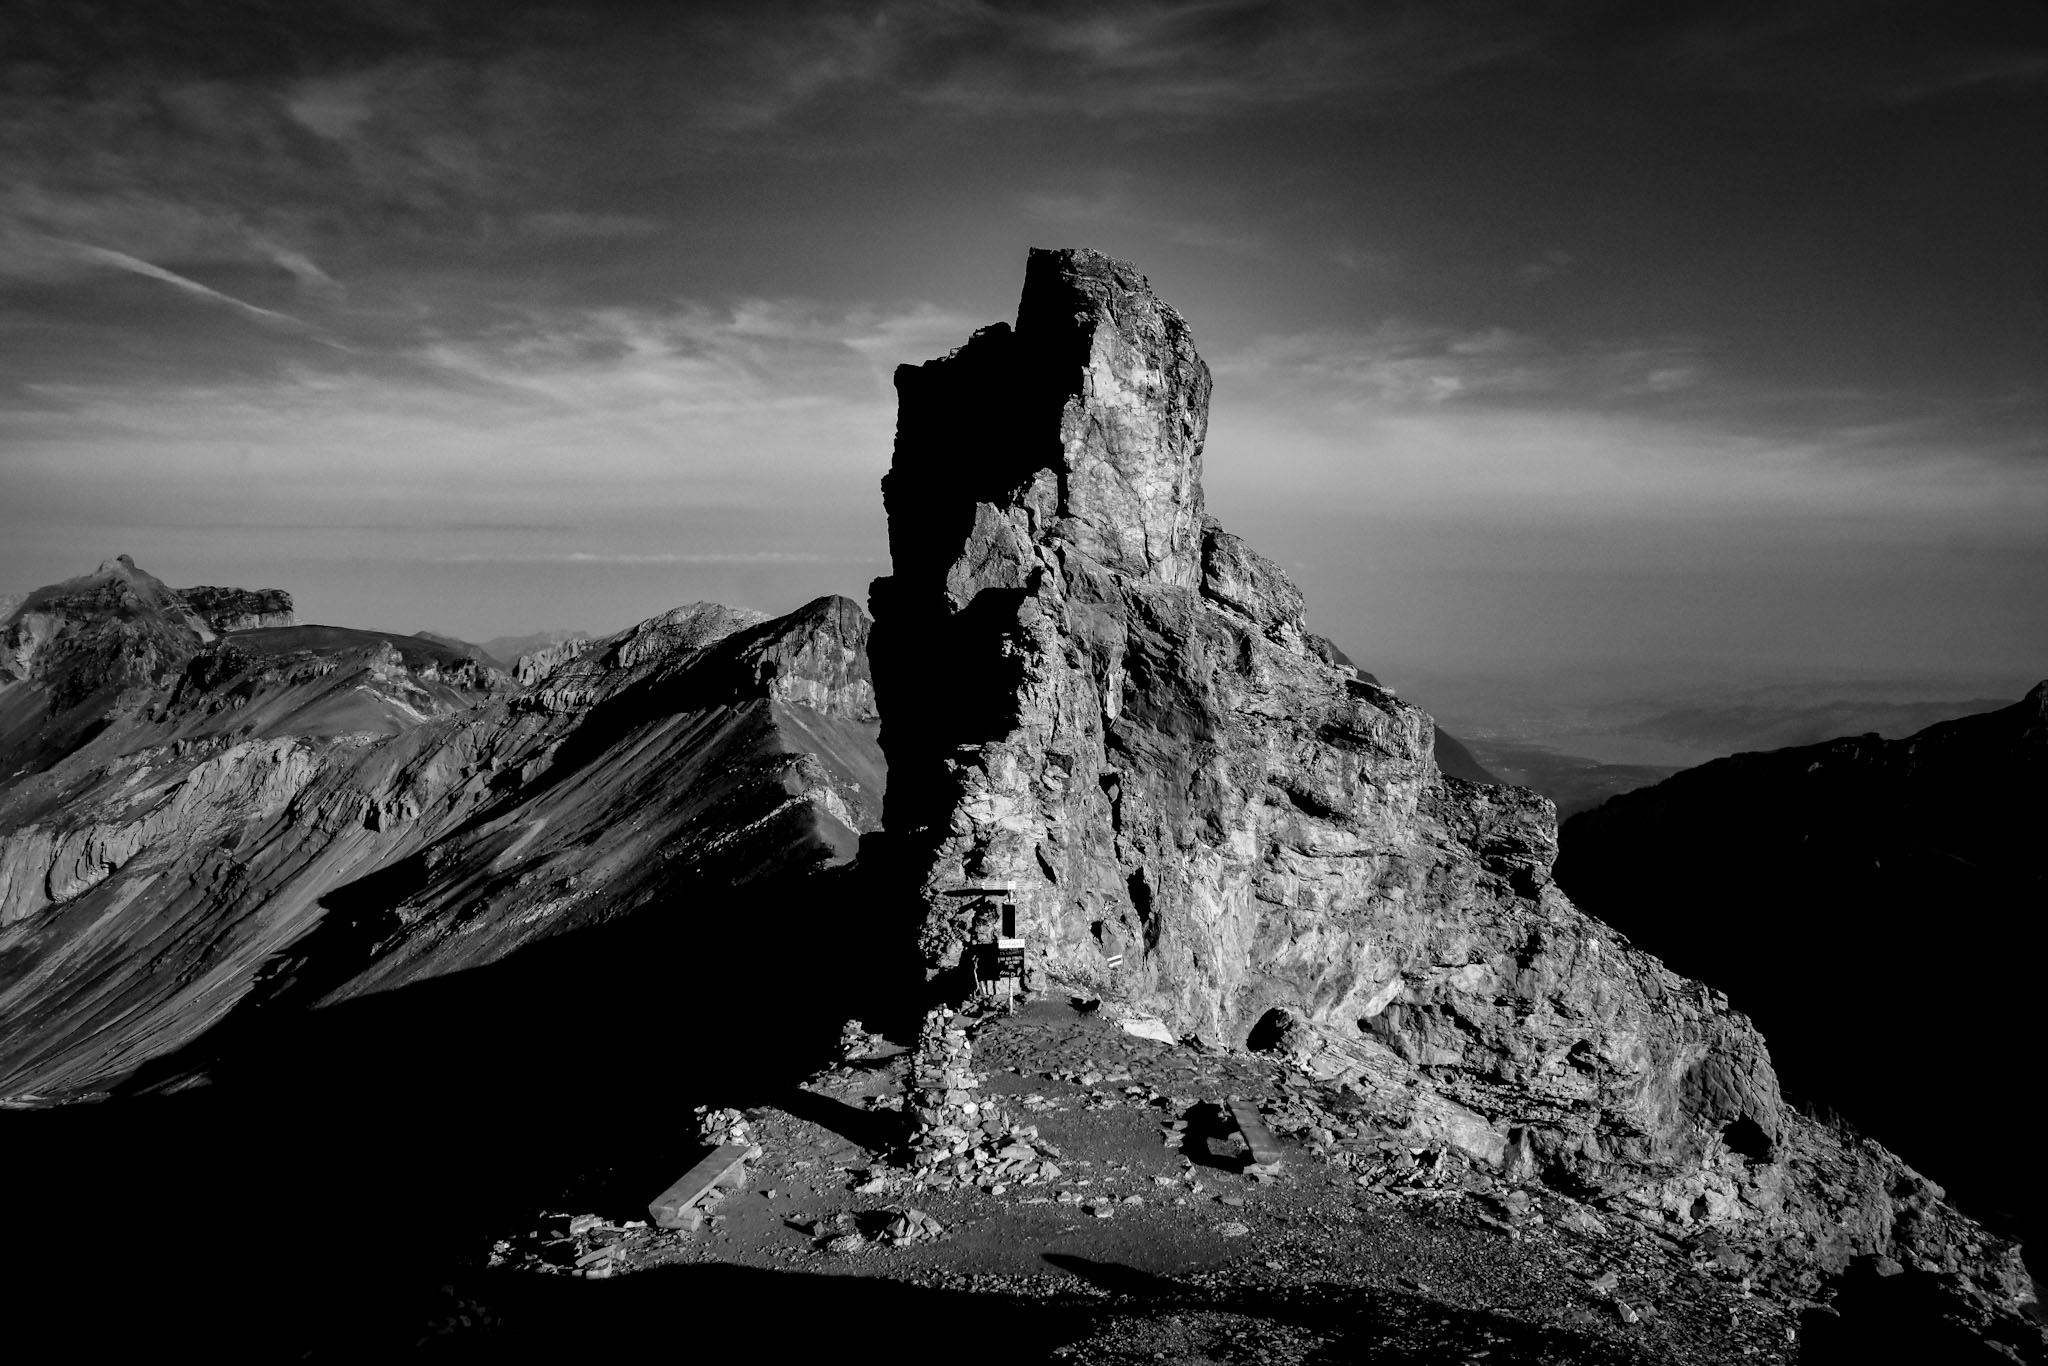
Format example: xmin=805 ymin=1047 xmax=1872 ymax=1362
xmin=868 ymin=247 xmax=1780 ymax=1196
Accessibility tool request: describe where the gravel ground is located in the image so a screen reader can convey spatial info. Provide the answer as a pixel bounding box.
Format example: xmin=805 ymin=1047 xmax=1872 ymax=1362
xmin=426 ymin=998 xmax=1807 ymax=1363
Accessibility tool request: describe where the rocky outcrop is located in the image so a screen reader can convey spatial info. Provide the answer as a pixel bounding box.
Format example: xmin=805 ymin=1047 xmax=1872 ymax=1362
xmin=0 ymin=737 xmax=324 ymax=926
xmin=1557 ymin=684 xmax=2048 ymax=1271
xmin=867 ymin=249 xmax=2037 ymax=1329
xmin=178 ymin=585 xmax=296 ymax=633
xmin=158 ymin=624 xmax=509 ymax=740
xmin=514 ymin=637 xmax=595 ymax=688
xmin=0 ymin=555 xmax=219 ymax=780
xmin=870 ymin=248 xmax=1775 ymax=1169
xmin=2 ymin=555 xmax=211 ymax=685
xmin=520 ymin=603 xmax=767 ymax=713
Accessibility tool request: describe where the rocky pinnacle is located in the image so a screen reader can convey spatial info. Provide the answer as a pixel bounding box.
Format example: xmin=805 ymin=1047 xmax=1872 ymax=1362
xmin=871 ymin=245 xmax=1785 ymax=1187
xmin=864 ymin=253 xmax=2046 ymax=1327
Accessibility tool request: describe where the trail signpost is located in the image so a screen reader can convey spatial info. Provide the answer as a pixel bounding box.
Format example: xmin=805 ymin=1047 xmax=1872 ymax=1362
xmin=946 ymin=881 xmax=1024 ymax=1004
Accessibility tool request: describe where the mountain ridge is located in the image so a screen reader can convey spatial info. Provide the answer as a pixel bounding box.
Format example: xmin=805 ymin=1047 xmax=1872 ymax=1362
xmin=1556 ymin=684 xmax=2048 ymax=1262
xmin=0 ymin=576 xmax=882 ymax=1100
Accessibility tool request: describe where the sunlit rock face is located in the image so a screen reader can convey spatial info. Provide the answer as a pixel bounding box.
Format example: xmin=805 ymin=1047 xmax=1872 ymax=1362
xmin=178 ymin=586 xmax=296 ymax=633
xmin=868 ymin=246 xmax=1783 ymax=1187
xmin=863 ymin=251 xmax=2048 ymax=1325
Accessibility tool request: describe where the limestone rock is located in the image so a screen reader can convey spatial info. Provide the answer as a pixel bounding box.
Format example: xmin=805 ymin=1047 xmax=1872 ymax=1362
xmin=177 ymin=586 xmax=296 ymax=633
xmin=866 ymin=248 xmax=2040 ymax=1339
xmin=868 ymin=246 xmax=1780 ymax=1190
xmin=522 ymin=602 xmax=768 ymax=713
xmin=513 ymin=637 xmax=595 ymax=688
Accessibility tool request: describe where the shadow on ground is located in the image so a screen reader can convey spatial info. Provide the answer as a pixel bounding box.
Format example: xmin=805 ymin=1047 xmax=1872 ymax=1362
xmin=5 ymin=861 xmax=924 ymax=1358
xmin=404 ymin=1257 xmax=1656 ymax=1364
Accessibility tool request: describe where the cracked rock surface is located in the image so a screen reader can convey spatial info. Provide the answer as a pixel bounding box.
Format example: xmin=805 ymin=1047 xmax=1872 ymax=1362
xmin=867 ymin=247 xmax=2041 ymax=1352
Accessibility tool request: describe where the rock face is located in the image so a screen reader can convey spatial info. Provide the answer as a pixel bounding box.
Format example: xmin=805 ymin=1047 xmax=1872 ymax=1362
xmin=514 ymin=636 xmax=596 ymax=688
xmin=871 ymin=248 xmax=1776 ymax=1181
xmin=1557 ymin=685 xmax=2048 ymax=1258
xmin=178 ymin=585 xmax=296 ymax=633
xmin=867 ymin=250 xmax=2038 ymax=1324
xmin=0 ymin=558 xmax=313 ymax=780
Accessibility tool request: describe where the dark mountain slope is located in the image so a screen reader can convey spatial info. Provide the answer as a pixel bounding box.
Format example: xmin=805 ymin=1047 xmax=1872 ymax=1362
xmin=1556 ymin=683 xmax=2048 ymax=1246
xmin=0 ymin=591 xmax=883 ymax=1101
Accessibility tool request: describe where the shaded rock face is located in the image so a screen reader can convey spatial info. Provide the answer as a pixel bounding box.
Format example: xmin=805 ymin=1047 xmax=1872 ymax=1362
xmin=0 ymin=558 xmax=311 ymax=781
xmin=0 ymin=592 xmax=882 ymax=1099
xmin=1557 ymin=684 xmax=2048 ymax=1256
xmin=868 ymin=248 xmax=1782 ymax=1195
xmin=0 ymin=555 xmax=217 ymax=776
xmin=178 ymin=585 xmax=296 ymax=633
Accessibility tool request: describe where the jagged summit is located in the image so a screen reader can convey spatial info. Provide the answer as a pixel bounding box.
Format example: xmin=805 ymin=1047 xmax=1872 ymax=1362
xmin=867 ymin=248 xmax=2038 ymax=1335
xmin=883 ymin=247 xmax=1209 ymax=600
xmin=180 ymin=584 xmax=295 ymax=633
xmin=0 ymin=558 xmax=487 ymax=780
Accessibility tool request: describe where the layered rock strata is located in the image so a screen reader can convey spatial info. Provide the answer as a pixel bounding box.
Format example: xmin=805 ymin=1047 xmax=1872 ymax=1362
xmin=867 ymin=249 xmax=2037 ymax=1325
xmin=0 ymin=593 xmax=882 ymax=1098
xmin=178 ymin=585 xmax=296 ymax=633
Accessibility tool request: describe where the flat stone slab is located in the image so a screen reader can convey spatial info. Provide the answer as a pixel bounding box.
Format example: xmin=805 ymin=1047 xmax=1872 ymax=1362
xmin=1228 ymin=1100 xmax=1284 ymax=1168
xmin=648 ymin=1143 xmax=751 ymax=1229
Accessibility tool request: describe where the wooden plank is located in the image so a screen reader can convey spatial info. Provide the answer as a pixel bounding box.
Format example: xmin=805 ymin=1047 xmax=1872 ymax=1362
xmin=1228 ymin=1100 xmax=1284 ymax=1168
xmin=648 ymin=1143 xmax=751 ymax=1229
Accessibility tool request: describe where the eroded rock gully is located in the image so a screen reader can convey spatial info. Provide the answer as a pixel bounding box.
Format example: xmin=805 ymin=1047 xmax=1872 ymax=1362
xmin=868 ymin=248 xmax=2039 ymax=1342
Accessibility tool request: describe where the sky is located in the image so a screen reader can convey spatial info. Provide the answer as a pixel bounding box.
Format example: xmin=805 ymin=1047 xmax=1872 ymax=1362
xmin=2 ymin=0 xmax=2044 ymax=702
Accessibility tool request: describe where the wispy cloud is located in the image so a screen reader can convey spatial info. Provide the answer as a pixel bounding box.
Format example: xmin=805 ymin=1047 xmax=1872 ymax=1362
xmin=1518 ymin=249 xmax=1573 ymax=285
xmin=1333 ymin=245 xmax=1403 ymax=278
xmin=1206 ymin=315 xmax=2048 ymax=537
xmin=901 ymin=1 xmax=1542 ymax=119
xmin=1583 ymin=3 xmax=2048 ymax=106
xmin=38 ymin=236 xmax=347 ymax=346
xmin=0 ymin=291 xmax=976 ymax=539
xmin=1216 ymin=322 xmax=1708 ymax=411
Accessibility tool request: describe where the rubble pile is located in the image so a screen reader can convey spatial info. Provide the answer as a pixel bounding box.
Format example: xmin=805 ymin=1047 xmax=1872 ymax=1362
xmin=837 ymin=1018 xmax=886 ymax=1062
xmin=484 ymin=1210 xmax=656 ymax=1281
xmin=903 ymin=1005 xmax=1067 ymax=1193
xmin=694 ymin=1105 xmax=762 ymax=1160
